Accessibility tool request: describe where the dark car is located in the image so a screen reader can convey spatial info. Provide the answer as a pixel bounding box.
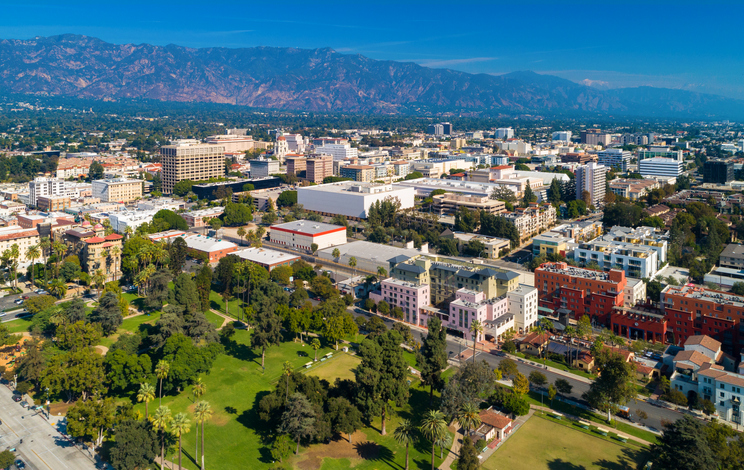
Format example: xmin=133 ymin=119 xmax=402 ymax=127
xmin=16 ymin=460 xmax=26 ymax=469
xmin=12 ymin=395 xmax=22 ymax=402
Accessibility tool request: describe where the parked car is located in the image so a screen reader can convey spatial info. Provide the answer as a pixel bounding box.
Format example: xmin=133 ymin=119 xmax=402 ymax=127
xmin=21 ymin=295 xmax=29 ymax=300
xmin=38 ymin=290 xmax=48 ymax=295
xmin=34 ymin=289 xmax=42 ymax=294
xmin=16 ymin=459 xmax=26 ymax=469
xmin=14 ymin=299 xmax=23 ymax=305
xmin=19 ymin=400 xmax=28 ymax=408
xmin=0 ymin=312 xmax=6 ymax=317
xmin=12 ymin=395 xmax=22 ymax=402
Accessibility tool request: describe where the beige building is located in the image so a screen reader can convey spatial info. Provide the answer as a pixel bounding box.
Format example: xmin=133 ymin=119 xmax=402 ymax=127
xmin=609 ymin=178 xmax=660 ymax=200
xmin=160 ymin=142 xmax=225 ymax=194
xmin=340 ymin=165 xmax=375 ymax=182
xmin=503 ymin=203 xmax=557 ymax=242
xmin=432 ymin=193 xmax=506 ymax=216
xmin=286 ymin=156 xmax=307 ymax=175
xmin=306 ymin=154 xmax=333 ymax=184
xmin=37 ymin=195 xmax=71 ymax=211
xmin=92 ymin=178 xmax=143 ymax=203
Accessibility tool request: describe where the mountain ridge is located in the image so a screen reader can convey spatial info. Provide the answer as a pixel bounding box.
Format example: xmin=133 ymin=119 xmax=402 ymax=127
xmin=0 ymin=34 xmax=742 ymax=119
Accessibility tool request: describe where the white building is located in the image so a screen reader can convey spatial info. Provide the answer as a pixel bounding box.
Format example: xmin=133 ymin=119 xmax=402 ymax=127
xmin=552 ymin=131 xmax=572 ymax=142
xmin=270 ymin=220 xmax=347 ymax=252
xmin=283 ymin=134 xmax=306 ymax=153
xmin=29 ymin=178 xmax=66 ymax=207
xmin=575 ymin=162 xmax=606 ymax=207
xmin=205 ymin=134 xmax=257 ymax=155
xmin=639 ymin=157 xmax=684 ymax=178
xmin=494 ymin=128 xmax=514 ymax=139
xmin=508 ymin=284 xmax=539 ymax=333
xmin=91 ymin=178 xmax=143 ymax=203
xmin=297 ymin=181 xmax=415 ymax=219
xmin=597 ymin=149 xmax=631 ymax=172
xmin=249 ymin=159 xmax=280 ymax=178
xmin=574 ymin=239 xmax=659 ymax=279
xmin=108 ymin=210 xmax=158 ymax=233
xmin=0 ymin=226 xmax=41 ymax=268
xmin=623 ymin=278 xmax=647 ymax=308
xmin=314 ymin=143 xmax=358 ymax=161
xmin=274 ymin=136 xmax=289 ymax=162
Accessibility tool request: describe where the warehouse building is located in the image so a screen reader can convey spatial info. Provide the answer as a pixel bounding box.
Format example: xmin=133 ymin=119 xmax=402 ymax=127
xmin=270 ymin=220 xmax=347 ymax=251
xmin=297 ymin=181 xmax=415 ymax=219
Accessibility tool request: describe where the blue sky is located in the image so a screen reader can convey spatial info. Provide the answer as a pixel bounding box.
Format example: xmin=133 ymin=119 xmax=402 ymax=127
xmin=2 ymin=0 xmax=744 ymax=98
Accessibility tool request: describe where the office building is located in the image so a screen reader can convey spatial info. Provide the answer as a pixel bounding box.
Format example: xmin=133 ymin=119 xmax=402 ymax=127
xmin=580 ymin=129 xmax=611 ymax=146
xmin=597 ymin=149 xmax=631 ymax=172
xmin=270 ymin=220 xmax=347 ymax=251
xmin=552 ymin=131 xmax=572 ymax=142
xmin=427 ymin=124 xmax=444 ymax=136
xmin=340 ymin=165 xmax=376 ymax=182
xmin=36 ymin=195 xmax=71 ymax=212
xmin=494 ymin=128 xmax=514 ymax=139
xmin=639 ymin=148 xmax=683 ymax=161
xmin=314 ymin=143 xmax=358 ymax=161
xmin=205 ymin=134 xmax=257 ymax=155
xmin=297 ymin=181 xmax=415 ymax=219
xmin=575 ymin=162 xmax=606 ymax=207
xmin=441 ymin=122 xmax=452 ymax=135
xmin=160 ymin=142 xmax=225 ymax=194
xmin=638 ymin=157 xmax=684 ymax=178
xmin=286 ymin=156 xmax=307 ymax=176
xmin=29 ymin=177 xmax=66 ymax=207
xmin=535 ymin=262 xmax=626 ymax=325
xmin=703 ymin=160 xmax=734 ymax=184
xmin=191 ymin=177 xmax=281 ymax=200
xmin=234 ymin=247 xmax=299 ymax=271
xmin=250 ymin=159 xmax=280 ymax=178
xmin=92 ymin=178 xmax=143 ymax=203
xmin=305 ymin=154 xmax=334 ymax=184
xmin=182 ymin=206 xmax=224 ymax=228
xmin=561 ymin=153 xmax=596 ymax=164
xmin=432 ymin=193 xmax=506 ymax=216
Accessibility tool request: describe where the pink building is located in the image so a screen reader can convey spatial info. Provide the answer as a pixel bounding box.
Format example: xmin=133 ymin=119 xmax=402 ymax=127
xmin=369 ymin=278 xmax=430 ymax=326
xmin=449 ymin=288 xmax=509 ymax=341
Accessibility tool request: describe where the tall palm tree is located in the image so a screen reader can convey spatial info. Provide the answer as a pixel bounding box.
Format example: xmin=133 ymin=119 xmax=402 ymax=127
xmin=155 ymin=360 xmax=170 ymax=406
xmin=110 ymin=245 xmax=121 ymax=279
xmin=393 ymin=419 xmax=416 ymax=470
xmin=420 ymin=410 xmax=448 ymax=470
xmin=26 ymin=244 xmax=40 ymax=287
xmin=39 ymin=237 xmax=50 ymax=284
xmin=456 ymin=403 xmax=481 ymax=436
xmin=194 ymin=400 xmax=212 ymax=470
xmin=153 ymin=243 xmax=168 ymax=269
xmin=348 ymin=256 xmax=357 ymax=278
xmin=282 ymin=361 xmax=293 ymax=402
xmin=124 ymin=225 xmax=133 ymax=239
xmin=470 ymin=320 xmax=484 ymax=363
xmin=152 ymin=406 xmax=172 ymax=470
xmin=137 ymin=383 xmax=156 ymax=420
xmin=8 ymin=243 xmax=19 ymax=288
xmin=192 ymin=377 xmax=206 ymax=402
xmin=434 ymin=433 xmax=452 ymax=459
xmin=237 ymin=226 xmax=246 ymax=246
xmin=311 ymin=338 xmax=321 ymax=361
xmin=52 ymin=241 xmax=66 ymax=277
xmin=171 ymin=412 xmax=191 ymax=470
xmin=93 ymin=269 xmax=105 ymax=299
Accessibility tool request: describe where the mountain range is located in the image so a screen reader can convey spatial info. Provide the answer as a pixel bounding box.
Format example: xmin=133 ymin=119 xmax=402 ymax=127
xmin=1 ymin=34 xmax=742 ymax=119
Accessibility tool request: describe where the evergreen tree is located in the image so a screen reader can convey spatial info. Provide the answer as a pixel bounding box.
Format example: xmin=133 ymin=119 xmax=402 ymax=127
xmin=280 ymin=393 xmax=316 ymax=455
xmin=89 ymin=292 xmax=123 ymax=336
xmin=547 ymin=178 xmax=562 ymax=206
xmin=457 ymin=436 xmax=480 ymax=470
xmin=651 ymin=415 xmax=717 ymax=470
xmin=416 ymin=317 xmax=448 ymax=402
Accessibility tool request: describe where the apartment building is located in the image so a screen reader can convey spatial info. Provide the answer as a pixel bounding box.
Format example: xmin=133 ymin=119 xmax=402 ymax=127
xmin=720 ymin=244 xmax=744 ymax=269
xmin=550 ymin=220 xmax=603 ymax=242
xmin=0 ymin=226 xmax=41 ymax=267
xmin=432 ymin=193 xmax=506 ymax=216
xmin=160 ymin=142 xmax=225 ymax=194
xmin=502 ymin=203 xmax=557 ymax=242
xmin=369 ymin=278 xmax=431 ymax=326
xmin=609 ymin=178 xmax=660 ymax=200
xmin=574 ymin=239 xmax=657 ymax=279
xmin=305 ymin=154 xmax=334 ymax=184
xmin=661 ymin=285 xmax=744 ymax=356
xmin=575 ymin=162 xmax=606 ymax=207
xmin=532 ymin=231 xmax=572 ymax=257
xmin=535 ymin=261 xmax=626 ymax=325
xmin=182 ymin=206 xmax=224 ymax=228
xmin=91 ymin=178 xmax=143 ymax=202
xmin=83 ymin=233 xmax=124 ymax=282
xmin=29 ymin=177 xmax=66 ymax=207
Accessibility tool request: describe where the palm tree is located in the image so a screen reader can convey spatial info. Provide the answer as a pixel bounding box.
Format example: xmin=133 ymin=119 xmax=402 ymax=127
xmin=26 ymin=244 xmax=40 ymax=287
xmin=434 ymin=433 xmax=452 ymax=460
xmin=237 ymin=226 xmax=246 ymax=246
xmin=153 ymin=244 xmax=168 ymax=269
xmin=282 ymin=361 xmax=293 ymax=402
xmin=332 ymin=247 xmax=340 ymax=261
xmin=377 ymin=266 xmax=388 ymax=278
xmin=348 ymin=256 xmax=357 ymax=278
xmin=39 ymin=237 xmax=50 ymax=284
xmin=155 ymin=360 xmax=170 ymax=406
xmin=457 ymin=403 xmax=481 ymax=436
xmin=152 ymin=406 xmax=172 ymax=470
xmin=124 ymin=225 xmax=133 ymax=239
xmin=52 ymin=241 xmax=66 ymax=277
xmin=194 ymin=401 xmax=212 ymax=470
xmin=8 ymin=244 xmax=19 ymax=288
xmin=311 ymin=338 xmax=320 ymax=361
xmin=192 ymin=377 xmax=206 ymax=401
xmin=470 ymin=320 xmax=484 ymax=363
xmin=48 ymin=278 xmax=67 ymax=299
xmin=420 ymin=410 xmax=448 ymax=470
xmin=137 ymin=383 xmax=156 ymax=420
xmin=564 ymin=325 xmax=576 ymax=366
xmin=171 ymin=412 xmax=191 ymax=470
xmin=110 ymin=245 xmax=121 ymax=277
xmin=393 ymin=419 xmax=416 ymax=470
xmin=93 ymin=269 xmax=105 ymax=299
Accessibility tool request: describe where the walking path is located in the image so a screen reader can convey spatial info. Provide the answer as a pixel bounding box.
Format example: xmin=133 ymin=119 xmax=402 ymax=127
xmin=209 ymin=308 xmax=236 ymax=330
xmin=530 ymin=405 xmax=653 ymax=446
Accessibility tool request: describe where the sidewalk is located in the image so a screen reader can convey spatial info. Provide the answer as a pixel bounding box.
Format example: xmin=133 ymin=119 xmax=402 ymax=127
xmin=530 ymin=405 xmax=653 ymax=446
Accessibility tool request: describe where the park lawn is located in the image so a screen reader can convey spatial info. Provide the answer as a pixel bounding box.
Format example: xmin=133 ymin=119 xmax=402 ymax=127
xmin=483 ymin=415 xmax=650 ymax=470
xmin=208 ymin=290 xmax=245 ymax=319
xmin=136 ymin=330 xmax=449 ymax=470
xmin=119 ymin=311 xmax=163 ymax=333
xmin=3 ymin=317 xmax=33 ymax=334
xmin=204 ymin=310 xmax=225 ymax=329
xmin=513 ymin=351 xmax=595 ymax=380
xmin=308 ymin=352 xmax=361 ymax=382
xmin=401 ymin=349 xmax=418 ymax=370
xmin=523 ymin=391 xmax=659 ymax=445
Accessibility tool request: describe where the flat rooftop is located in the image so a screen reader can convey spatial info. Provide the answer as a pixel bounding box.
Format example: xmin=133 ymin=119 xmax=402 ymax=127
xmin=234 ymin=247 xmax=300 ymax=265
xmin=318 ymin=240 xmax=421 ymax=263
xmin=538 ymin=263 xmax=615 ymax=282
xmin=663 ymin=285 xmax=744 ymax=308
xmin=271 ymin=220 xmax=346 ymax=235
xmin=182 ymin=234 xmax=236 ymax=252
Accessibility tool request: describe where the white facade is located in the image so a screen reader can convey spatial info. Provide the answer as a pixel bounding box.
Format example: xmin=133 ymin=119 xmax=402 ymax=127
xmin=623 ymin=278 xmax=647 ymax=308
xmin=29 ymin=178 xmax=66 ymax=206
xmin=597 ymin=149 xmax=631 ymax=172
xmin=495 ymin=128 xmax=514 ymax=139
xmin=575 ymin=162 xmax=606 ymax=207
xmin=314 ymin=143 xmax=358 ymax=161
xmin=574 ymin=240 xmax=658 ymax=279
xmin=297 ymin=182 xmax=415 ymax=219
xmin=552 ymin=131 xmax=572 ymax=142
xmin=108 ymin=210 xmax=158 ymax=233
xmin=269 ymin=220 xmax=347 ymax=251
xmin=283 ymin=134 xmax=306 ymax=153
xmin=508 ymin=284 xmax=538 ymax=333
xmin=274 ymin=137 xmax=289 ymax=162
xmin=249 ymin=159 xmax=280 ymax=178
xmin=205 ymin=134 xmax=256 ymax=154
xmin=0 ymin=226 xmax=41 ymax=268
xmin=639 ymin=157 xmax=684 ymax=178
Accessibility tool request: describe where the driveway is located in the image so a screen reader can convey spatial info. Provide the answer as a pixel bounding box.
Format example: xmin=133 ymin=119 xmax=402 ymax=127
xmin=0 ymin=386 xmax=101 ymax=470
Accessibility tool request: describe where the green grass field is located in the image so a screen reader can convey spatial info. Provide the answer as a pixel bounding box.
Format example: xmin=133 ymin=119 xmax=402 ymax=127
xmin=204 ymin=310 xmax=225 ymax=329
xmin=308 ymin=352 xmax=361 ymax=382
xmin=483 ymin=415 xmax=650 ymax=470
xmin=2 ymin=317 xmax=33 ymax=334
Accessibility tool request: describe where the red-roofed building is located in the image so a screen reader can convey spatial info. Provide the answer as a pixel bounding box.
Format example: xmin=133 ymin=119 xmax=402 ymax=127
xmin=475 ymin=407 xmax=513 ymax=442
xmin=64 ymin=225 xmax=123 ymax=282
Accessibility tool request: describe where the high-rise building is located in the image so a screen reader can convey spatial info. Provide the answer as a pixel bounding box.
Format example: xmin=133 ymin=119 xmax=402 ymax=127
xmin=580 ymin=129 xmax=611 ymax=146
xmin=494 ymin=127 xmax=514 ymax=139
xmin=286 ymin=156 xmax=307 ymax=176
xmin=160 ymin=142 xmax=225 ymax=194
xmin=703 ymin=160 xmax=734 ymax=184
xmin=638 ymin=157 xmax=683 ymax=178
xmin=575 ymin=162 xmax=606 ymax=207
xmin=249 ymin=159 xmax=280 ymax=178
xmin=29 ymin=177 xmax=66 ymax=207
xmin=427 ymin=123 xmax=444 ymax=136
xmin=91 ymin=178 xmax=143 ymax=202
xmin=597 ymin=149 xmax=631 ymax=172
xmin=441 ymin=122 xmax=452 ymax=135
xmin=314 ymin=143 xmax=358 ymax=161
xmin=306 ymin=154 xmax=334 ymax=184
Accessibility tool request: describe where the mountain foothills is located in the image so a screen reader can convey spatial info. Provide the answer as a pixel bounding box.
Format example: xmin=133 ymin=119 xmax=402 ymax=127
xmin=1 ymin=34 xmax=743 ymax=119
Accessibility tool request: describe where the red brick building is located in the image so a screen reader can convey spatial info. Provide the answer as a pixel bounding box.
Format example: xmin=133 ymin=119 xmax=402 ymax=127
xmin=610 ymin=304 xmax=668 ymax=344
xmin=661 ymin=285 xmax=744 ymax=356
xmin=535 ymin=262 xmax=626 ymax=326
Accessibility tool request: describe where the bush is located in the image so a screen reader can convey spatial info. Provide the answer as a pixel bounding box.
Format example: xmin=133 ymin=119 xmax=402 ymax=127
xmin=475 ymin=439 xmax=487 ymax=450
xmin=15 ymin=381 xmax=32 ymax=395
xmin=502 ymin=340 xmax=517 ymax=354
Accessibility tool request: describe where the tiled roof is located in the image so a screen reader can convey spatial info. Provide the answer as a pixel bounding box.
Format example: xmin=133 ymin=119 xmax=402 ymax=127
xmin=85 ymin=237 xmax=105 ymax=243
xmin=104 ymin=233 xmax=123 ymax=241
xmin=675 ymin=350 xmax=710 ymax=367
xmin=479 ymin=409 xmax=512 ymax=429
xmin=684 ymin=335 xmax=721 ymax=353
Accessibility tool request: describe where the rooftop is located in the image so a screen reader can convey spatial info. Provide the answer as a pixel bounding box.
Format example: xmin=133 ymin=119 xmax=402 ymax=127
xmin=234 ymin=247 xmax=300 ymax=266
xmin=663 ymin=285 xmax=744 ymax=308
xmin=271 ymin=220 xmax=346 ymax=235
xmin=181 ymin=234 xmax=237 ymax=252
xmin=537 ymin=262 xmax=616 ymax=282
xmin=721 ymin=243 xmax=744 ymax=260
xmin=684 ymin=335 xmax=722 ymax=352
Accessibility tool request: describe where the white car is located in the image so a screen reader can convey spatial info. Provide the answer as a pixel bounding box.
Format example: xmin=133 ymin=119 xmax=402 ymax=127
xmin=14 ymin=299 xmax=23 ymax=305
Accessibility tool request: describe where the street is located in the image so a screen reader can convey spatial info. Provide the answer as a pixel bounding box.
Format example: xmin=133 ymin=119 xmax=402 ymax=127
xmin=350 ymin=307 xmax=683 ymax=433
xmin=0 ymin=386 xmax=100 ymax=470
xmin=0 ymin=289 xmax=42 ymax=323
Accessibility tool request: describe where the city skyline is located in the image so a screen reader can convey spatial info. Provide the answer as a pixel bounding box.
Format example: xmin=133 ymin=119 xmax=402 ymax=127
xmin=1 ymin=1 xmax=744 ymax=99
